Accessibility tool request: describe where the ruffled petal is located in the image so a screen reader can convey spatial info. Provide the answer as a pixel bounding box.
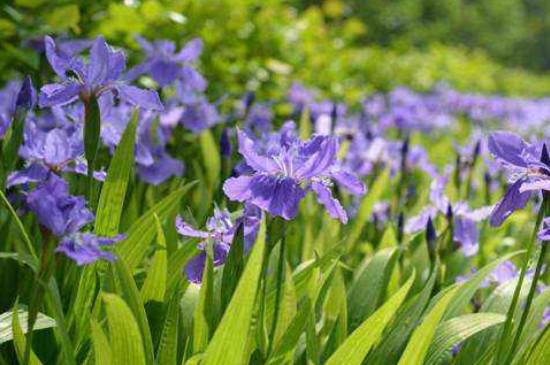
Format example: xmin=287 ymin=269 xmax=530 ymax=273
xmin=236 ymin=131 xmax=279 ymax=173
xmin=331 ymin=169 xmax=366 ymax=196
xmin=310 ymin=181 xmax=347 ymax=223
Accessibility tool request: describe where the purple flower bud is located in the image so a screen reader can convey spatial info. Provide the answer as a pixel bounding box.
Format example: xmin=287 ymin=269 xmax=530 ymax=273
xmin=220 ymin=128 xmax=232 ymax=157
xmin=446 ymin=203 xmax=454 ymax=222
xmin=426 ymin=217 xmax=437 ymax=260
xmin=15 ymin=76 xmax=36 ymax=110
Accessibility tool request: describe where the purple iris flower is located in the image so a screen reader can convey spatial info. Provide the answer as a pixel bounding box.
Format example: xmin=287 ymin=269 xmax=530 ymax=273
xmin=100 ymin=100 xmax=183 ymax=185
xmin=179 ymin=97 xmax=221 ymax=134
xmin=288 ymin=82 xmax=314 ymax=112
xmin=487 ymin=131 xmax=550 ymax=227
xmin=223 ymin=130 xmax=366 ymax=222
xmin=405 ymin=172 xmax=491 ymax=256
xmin=25 ymin=174 xmax=122 ymax=264
xmin=176 ymin=205 xmax=260 ymax=283
xmin=26 ymin=174 xmax=94 ymax=236
xmin=126 ymin=37 xmax=204 ymax=87
xmin=7 ymin=117 xmax=105 ymax=187
xmin=56 ymin=233 xmax=123 ymax=265
xmin=39 ymin=35 xmax=162 ymax=111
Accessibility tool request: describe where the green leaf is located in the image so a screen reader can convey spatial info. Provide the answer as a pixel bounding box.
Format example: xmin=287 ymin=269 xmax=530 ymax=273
xmin=155 ymin=283 xmax=181 ymax=365
xmin=45 ymin=5 xmax=80 ymax=32
xmin=347 ymin=247 xmax=400 ymax=331
xmin=0 ymin=309 xmax=55 ymax=344
xmin=325 ymin=272 xmax=415 ymax=365
xmin=199 ymin=129 xmax=220 ymax=188
xmin=0 ymin=189 xmax=38 ymax=262
xmin=345 ymin=168 xmax=391 ymax=248
xmin=443 ymin=251 xmax=524 ymax=320
xmin=90 ymin=317 xmax=112 ymax=365
xmin=267 ymin=299 xmax=311 ymax=365
xmin=140 ymin=214 xmax=168 ymax=303
xmin=525 ymin=324 xmax=550 ymax=365
xmin=70 ymin=264 xmax=98 ymax=346
xmin=202 ymin=215 xmax=267 ymax=365
xmin=192 ymin=251 xmax=214 ymax=353
xmin=95 ymin=108 xmax=138 ymax=237
xmin=367 ymin=268 xmax=437 ymax=365
xmin=424 ymin=313 xmax=505 ymax=365
xmin=103 ymin=293 xmax=146 ymax=365
xmin=397 ymin=285 xmax=460 ymax=365
xmin=117 ymin=182 xmax=196 ymax=271
xmin=221 ymin=223 xmax=245 ymax=312
xmin=11 ymin=304 xmax=43 ymax=365
xmin=111 ymin=258 xmax=155 ymax=365
xmin=299 ymin=106 xmax=311 ymax=140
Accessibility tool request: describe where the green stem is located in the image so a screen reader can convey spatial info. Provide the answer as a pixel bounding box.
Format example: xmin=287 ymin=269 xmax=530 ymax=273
xmin=505 ymin=227 xmax=549 ymax=364
xmin=24 ymin=230 xmax=55 ymax=365
xmin=493 ymin=201 xmax=547 ymax=365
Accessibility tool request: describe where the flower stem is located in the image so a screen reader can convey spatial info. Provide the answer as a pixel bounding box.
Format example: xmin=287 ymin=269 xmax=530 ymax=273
xmin=493 ymin=199 xmax=547 ymax=365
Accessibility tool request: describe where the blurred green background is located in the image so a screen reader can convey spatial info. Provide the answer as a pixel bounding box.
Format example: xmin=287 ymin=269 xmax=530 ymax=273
xmin=2 ymin=0 xmax=550 ymax=102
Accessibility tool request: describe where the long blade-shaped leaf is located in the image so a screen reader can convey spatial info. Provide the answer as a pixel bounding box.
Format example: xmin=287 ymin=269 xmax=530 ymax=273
xmin=397 ymin=285 xmax=460 ymax=365
xmin=202 ymin=216 xmax=267 ymax=365
xmin=95 ymin=108 xmax=138 ymax=237
xmin=425 ymin=313 xmax=505 ymax=365
xmin=103 ymin=293 xmax=146 ymax=365
xmin=117 ymin=182 xmax=196 ymax=271
xmin=325 ymin=272 xmax=415 ymax=365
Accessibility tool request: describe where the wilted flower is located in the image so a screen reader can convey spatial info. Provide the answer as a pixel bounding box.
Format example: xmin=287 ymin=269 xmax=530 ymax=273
xmin=39 ymin=35 xmax=162 ymax=111
xmin=223 ymin=130 xmax=366 ymax=222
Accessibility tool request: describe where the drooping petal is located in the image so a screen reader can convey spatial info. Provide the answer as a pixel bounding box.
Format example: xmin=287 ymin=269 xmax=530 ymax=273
xmin=223 ymin=175 xmax=254 ymax=201
xmin=6 ymin=164 xmax=50 ymax=188
xmin=185 ymin=252 xmax=206 ymax=284
xmin=310 ymin=181 xmax=348 ymax=223
xmin=490 ymin=178 xmax=532 ymax=227
xmin=56 ymin=232 xmax=118 ymax=265
xmin=331 ymin=169 xmax=366 ymax=196
xmin=113 ymin=84 xmax=163 ymax=111
xmin=175 ymin=215 xmax=209 ymax=239
xmin=39 ymin=83 xmax=81 ymax=108
xmin=488 ymin=131 xmax=529 ymax=168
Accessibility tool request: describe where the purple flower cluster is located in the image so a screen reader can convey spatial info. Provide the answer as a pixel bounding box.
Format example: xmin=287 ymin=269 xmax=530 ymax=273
xmin=25 ymin=174 xmax=123 ymax=265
